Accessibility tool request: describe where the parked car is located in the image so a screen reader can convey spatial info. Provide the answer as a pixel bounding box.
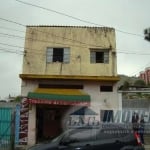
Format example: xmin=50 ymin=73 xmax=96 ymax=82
xmin=28 ymin=124 xmax=145 ymax=150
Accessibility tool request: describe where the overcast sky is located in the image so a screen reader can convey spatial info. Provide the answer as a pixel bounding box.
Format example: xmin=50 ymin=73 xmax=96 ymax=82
xmin=0 ymin=0 xmax=150 ymax=99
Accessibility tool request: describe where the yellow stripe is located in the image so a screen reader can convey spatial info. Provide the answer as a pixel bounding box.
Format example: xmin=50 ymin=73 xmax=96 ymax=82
xmin=20 ymin=74 xmax=120 ymax=82
xmin=34 ymin=88 xmax=87 ymax=95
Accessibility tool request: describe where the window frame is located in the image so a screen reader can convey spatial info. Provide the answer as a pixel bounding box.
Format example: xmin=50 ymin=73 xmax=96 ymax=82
xmin=90 ymin=49 xmax=109 ymax=64
xmin=46 ymin=47 xmax=70 ymax=63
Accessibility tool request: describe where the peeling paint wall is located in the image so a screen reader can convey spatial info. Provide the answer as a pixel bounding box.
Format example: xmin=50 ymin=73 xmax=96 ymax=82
xmin=23 ymin=26 xmax=117 ymax=76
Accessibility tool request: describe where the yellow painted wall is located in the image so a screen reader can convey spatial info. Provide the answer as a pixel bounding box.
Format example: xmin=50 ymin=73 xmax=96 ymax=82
xmin=23 ymin=26 xmax=117 ymax=76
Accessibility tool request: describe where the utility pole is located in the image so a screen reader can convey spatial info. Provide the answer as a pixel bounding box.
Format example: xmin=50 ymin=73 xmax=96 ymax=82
xmin=144 ymin=28 xmax=150 ymax=41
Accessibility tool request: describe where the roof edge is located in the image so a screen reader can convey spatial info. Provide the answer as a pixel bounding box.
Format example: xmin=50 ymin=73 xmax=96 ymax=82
xmin=26 ymin=25 xmax=115 ymax=30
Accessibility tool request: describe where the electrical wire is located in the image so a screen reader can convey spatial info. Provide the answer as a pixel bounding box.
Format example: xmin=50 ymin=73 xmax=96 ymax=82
xmin=0 ymin=48 xmax=23 ymax=55
xmin=0 ymin=4 xmax=148 ymax=76
xmin=0 ymin=32 xmax=24 ymax=39
xmin=0 ymin=40 xmax=149 ymax=76
xmin=0 ymin=31 xmax=149 ymax=55
xmin=0 ymin=26 xmax=25 ymax=33
xmin=0 ymin=11 xmax=149 ymax=77
xmin=1 ymin=40 xmax=150 ymax=57
xmin=0 ymin=18 xmax=106 ymax=48
xmin=0 ymin=16 xmax=145 ymax=53
xmin=128 ymin=61 xmax=150 ymax=76
xmin=0 ymin=33 xmax=150 ymax=56
xmin=0 ymin=42 xmax=24 ymax=49
xmin=0 ymin=32 xmax=92 ymax=49
xmin=117 ymin=51 xmax=150 ymax=55
xmin=15 ymin=0 xmax=144 ymax=38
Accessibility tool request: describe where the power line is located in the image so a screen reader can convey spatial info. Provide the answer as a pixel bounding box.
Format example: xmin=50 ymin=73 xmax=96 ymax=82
xmin=0 ymin=46 xmax=24 ymax=52
xmin=0 ymin=42 xmax=24 ymax=49
xmin=0 ymin=17 xmax=148 ymax=56
xmin=129 ymin=61 xmax=150 ymax=76
xmin=16 ymin=0 xmax=144 ymax=38
xmin=0 ymin=16 xmax=145 ymax=53
xmin=0 ymin=17 xmax=105 ymax=48
xmin=0 ymin=47 xmax=148 ymax=76
xmin=0 ymin=32 xmax=24 ymax=39
xmin=0 ymin=25 xmax=150 ymax=56
xmin=0 ymin=47 xmax=23 ymax=55
xmin=1 ymin=38 xmax=150 ymax=57
xmin=117 ymin=51 xmax=150 ymax=55
xmin=0 ymin=17 xmax=25 ymax=27
xmin=0 ymin=31 xmax=150 ymax=56
xmin=0 ymin=26 xmax=25 ymax=33
xmin=0 ymin=32 xmax=150 ymax=55
xmin=0 ymin=32 xmax=92 ymax=49
xmin=0 ymin=27 xmax=149 ymax=55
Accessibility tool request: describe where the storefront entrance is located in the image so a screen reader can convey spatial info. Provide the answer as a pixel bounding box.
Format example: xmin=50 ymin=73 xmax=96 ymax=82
xmin=36 ymin=105 xmax=70 ymax=142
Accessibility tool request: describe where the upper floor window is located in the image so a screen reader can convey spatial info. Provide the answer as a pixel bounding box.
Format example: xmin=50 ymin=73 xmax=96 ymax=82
xmin=46 ymin=47 xmax=70 ymax=63
xmin=90 ymin=49 xmax=109 ymax=63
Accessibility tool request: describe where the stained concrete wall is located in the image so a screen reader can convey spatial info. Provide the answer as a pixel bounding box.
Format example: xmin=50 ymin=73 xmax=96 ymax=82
xmin=22 ymin=26 xmax=117 ymax=76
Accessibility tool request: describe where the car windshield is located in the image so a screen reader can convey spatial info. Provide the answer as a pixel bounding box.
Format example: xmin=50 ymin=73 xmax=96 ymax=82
xmin=51 ymin=133 xmax=64 ymax=143
xmin=51 ymin=128 xmax=83 ymax=143
xmin=50 ymin=129 xmax=73 ymax=143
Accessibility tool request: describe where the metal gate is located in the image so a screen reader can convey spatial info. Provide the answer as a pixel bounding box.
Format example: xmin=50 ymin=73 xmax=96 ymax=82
xmin=0 ymin=107 xmax=15 ymax=150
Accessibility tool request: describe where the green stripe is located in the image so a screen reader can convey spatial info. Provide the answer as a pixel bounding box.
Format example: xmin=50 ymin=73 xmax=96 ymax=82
xmin=28 ymin=92 xmax=90 ymax=102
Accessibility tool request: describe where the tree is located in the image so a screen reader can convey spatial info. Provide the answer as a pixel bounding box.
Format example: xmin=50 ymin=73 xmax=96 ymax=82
xmin=13 ymin=96 xmax=22 ymax=102
xmin=134 ymin=79 xmax=146 ymax=87
xmin=121 ymin=81 xmax=130 ymax=90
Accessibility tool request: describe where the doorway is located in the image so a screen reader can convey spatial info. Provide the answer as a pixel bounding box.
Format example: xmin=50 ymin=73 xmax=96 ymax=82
xmin=36 ymin=105 xmax=70 ymax=143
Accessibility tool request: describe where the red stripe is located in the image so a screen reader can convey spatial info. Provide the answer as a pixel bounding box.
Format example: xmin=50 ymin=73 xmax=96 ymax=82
xmin=28 ymin=98 xmax=90 ymax=106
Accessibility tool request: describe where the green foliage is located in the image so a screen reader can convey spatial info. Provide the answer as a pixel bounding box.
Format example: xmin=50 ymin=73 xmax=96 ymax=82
xmin=14 ymin=96 xmax=22 ymax=102
xmin=121 ymin=81 xmax=130 ymax=90
xmin=134 ymin=79 xmax=146 ymax=86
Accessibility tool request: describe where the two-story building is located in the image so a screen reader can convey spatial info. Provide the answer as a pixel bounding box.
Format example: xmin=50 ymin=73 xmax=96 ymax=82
xmin=19 ymin=26 xmax=120 ymax=146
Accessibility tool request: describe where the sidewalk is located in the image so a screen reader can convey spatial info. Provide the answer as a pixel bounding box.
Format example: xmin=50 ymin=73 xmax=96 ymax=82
xmin=144 ymin=134 xmax=150 ymax=150
xmin=144 ymin=145 xmax=150 ymax=150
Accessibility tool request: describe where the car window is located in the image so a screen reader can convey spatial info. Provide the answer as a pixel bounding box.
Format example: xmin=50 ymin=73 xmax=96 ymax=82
xmin=96 ymin=129 xmax=116 ymax=140
xmin=96 ymin=127 xmax=128 ymax=140
xmin=61 ymin=129 xmax=95 ymax=143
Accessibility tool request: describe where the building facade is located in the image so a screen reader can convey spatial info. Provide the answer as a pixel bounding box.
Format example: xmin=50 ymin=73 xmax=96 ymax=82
xmin=139 ymin=67 xmax=150 ymax=85
xmin=19 ymin=26 xmax=120 ymax=146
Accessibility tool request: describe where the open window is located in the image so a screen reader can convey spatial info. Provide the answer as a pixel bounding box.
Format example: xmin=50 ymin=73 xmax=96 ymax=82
xmin=46 ymin=47 xmax=70 ymax=63
xmin=90 ymin=49 xmax=109 ymax=63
